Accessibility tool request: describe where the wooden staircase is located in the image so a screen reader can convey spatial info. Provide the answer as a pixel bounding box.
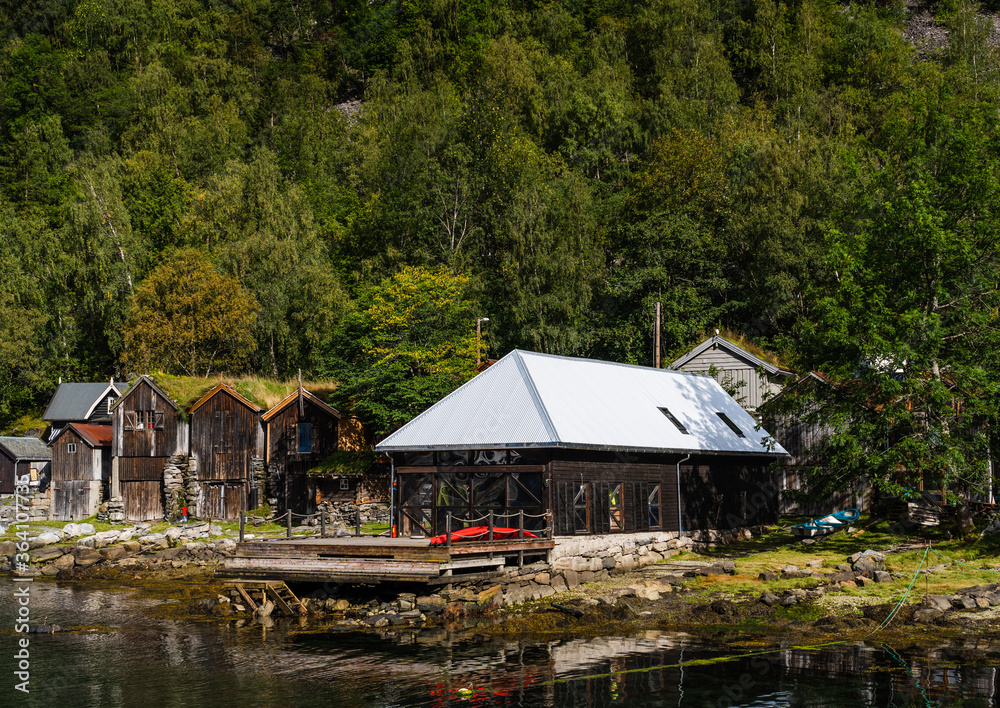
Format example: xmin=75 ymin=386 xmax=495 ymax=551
xmin=225 ymin=580 xmax=307 ymax=616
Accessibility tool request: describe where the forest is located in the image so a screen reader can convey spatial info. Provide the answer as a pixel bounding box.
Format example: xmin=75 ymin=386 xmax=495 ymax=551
xmin=4 ymin=0 xmax=1000 ymax=498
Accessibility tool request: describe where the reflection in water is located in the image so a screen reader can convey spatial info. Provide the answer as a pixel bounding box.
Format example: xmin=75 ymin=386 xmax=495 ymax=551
xmin=1 ymin=583 xmax=998 ymax=707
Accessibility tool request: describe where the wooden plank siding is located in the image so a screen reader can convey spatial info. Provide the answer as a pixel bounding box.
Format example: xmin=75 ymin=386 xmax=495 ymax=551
xmin=50 ymin=428 xmax=104 ymax=482
xmin=122 ymin=481 xmax=163 ymax=521
xmin=112 ymin=379 xmax=183 ymax=458
xmin=191 ymin=389 xmax=263 ymax=482
xmin=0 ymin=452 xmax=13 ymax=494
xmin=550 ymin=459 xmax=678 ymax=535
xmin=674 ymin=347 xmax=784 ymax=411
xmin=678 ymin=460 xmax=778 ymax=531
xmin=265 ymin=398 xmax=338 ymax=468
xmin=118 ymin=457 xmax=167 ymax=481
xmin=51 ymin=480 xmax=100 ymax=521
xmin=199 ymin=481 xmax=248 ymax=519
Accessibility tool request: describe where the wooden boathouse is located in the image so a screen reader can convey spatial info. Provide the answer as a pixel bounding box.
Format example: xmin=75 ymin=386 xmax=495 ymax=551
xmin=189 ymin=384 xmax=264 ymax=519
xmin=378 ymin=350 xmax=788 ymax=538
xmin=110 ymin=376 xmax=187 ymax=521
xmin=48 ymin=423 xmax=112 ymax=520
xmin=0 ymin=436 xmax=51 ymax=495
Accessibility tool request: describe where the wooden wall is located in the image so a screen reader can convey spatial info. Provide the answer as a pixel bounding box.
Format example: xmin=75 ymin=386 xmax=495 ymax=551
xmin=191 ymin=390 xmax=262 ymax=481
xmin=51 ymin=429 xmax=103 ymax=482
xmin=675 ymin=346 xmax=785 ymax=410
xmin=122 ymin=481 xmax=163 ymax=521
xmin=51 ymin=480 xmax=101 ymax=521
xmin=0 ymin=451 xmax=13 ymax=494
xmin=198 ymin=481 xmax=247 ymax=520
xmin=266 ymin=398 xmax=338 ymax=469
xmin=113 ymin=379 xmax=182 ymax=458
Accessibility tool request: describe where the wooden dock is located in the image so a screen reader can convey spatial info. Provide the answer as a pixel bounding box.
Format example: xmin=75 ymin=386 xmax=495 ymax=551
xmin=217 ymin=535 xmax=555 ymax=585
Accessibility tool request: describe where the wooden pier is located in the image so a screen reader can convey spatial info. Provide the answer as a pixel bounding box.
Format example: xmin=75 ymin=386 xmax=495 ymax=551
xmin=217 ymin=535 xmax=555 ymax=585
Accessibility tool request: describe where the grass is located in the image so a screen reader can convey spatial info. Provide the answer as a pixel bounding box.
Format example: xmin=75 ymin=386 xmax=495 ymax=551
xmin=665 ymin=515 xmax=1000 ymax=611
xmin=132 ymin=372 xmax=339 ymax=411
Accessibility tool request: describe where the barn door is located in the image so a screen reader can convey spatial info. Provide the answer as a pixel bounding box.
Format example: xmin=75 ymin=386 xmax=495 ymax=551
xmin=123 ymin=481 xmax=163 ymax=521
xmin=200 ymin=482 xmax=247 ymax=520
xmin=52 ymin=481 xmax=91 ymax=521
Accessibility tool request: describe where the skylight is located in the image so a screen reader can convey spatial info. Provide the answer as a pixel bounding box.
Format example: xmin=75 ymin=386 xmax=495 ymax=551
xmin=716 ymin=412 xmax=746 ymax=438
xmin=659 ymin=408 xmax=689 ymax=434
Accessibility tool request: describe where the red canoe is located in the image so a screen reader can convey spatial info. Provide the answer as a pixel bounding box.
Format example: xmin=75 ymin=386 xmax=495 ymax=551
xmin=429 ymin=526 xmax=538 ymax=546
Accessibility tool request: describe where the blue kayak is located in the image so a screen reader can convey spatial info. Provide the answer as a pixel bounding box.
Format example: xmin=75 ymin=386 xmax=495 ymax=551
xmin=792 ymin=508 xmax=860 ymax=537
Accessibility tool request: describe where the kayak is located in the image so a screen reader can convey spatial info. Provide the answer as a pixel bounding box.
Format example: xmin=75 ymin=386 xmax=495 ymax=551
xmin=429 ymin=526 xmax=538 ymax=546
xmin=791 ymin=508 xmax=860 ymax=537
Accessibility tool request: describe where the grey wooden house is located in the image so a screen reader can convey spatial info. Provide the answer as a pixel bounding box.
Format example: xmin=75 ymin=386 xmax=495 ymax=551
xmin=0 ymin=437 xmax=51 ymax=496
xmin=42 ymin=380 xmax=124 ymax=441
xmin=670 ymin=334 xmax=794 ymax=413
xmin=377 ymin=350 xmax=787 ymax=538
xmin=110 ymin=376 xmax=188 ymax=522
xmin=189 ymin=384 xmax=264 ymax=519
xmin=262 ymin=389 xmax=341 ymax=514
xmin=48 ymin=423 xmax=112 ymax=520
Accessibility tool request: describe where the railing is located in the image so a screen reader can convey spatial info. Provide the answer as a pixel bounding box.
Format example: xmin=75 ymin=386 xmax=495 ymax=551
xmin=441 ymin=510 xmax=552 ymax=548
xmin=239 ymin=503 xmax=372 ymax=543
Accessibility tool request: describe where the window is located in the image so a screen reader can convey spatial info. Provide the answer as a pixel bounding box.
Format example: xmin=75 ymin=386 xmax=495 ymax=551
xmin=648 ymin=485 xmax=662 ymax=529
xmin=659 ymin=408 xmax=689 ymax=434
xmin=127 ymin=410 xmax=163 ymax=431
xmin=296 ymin=423 xmax=313 ymax=454
xmin=67 ymin=443 xmax=77 ymax=454
xmin=106 ymin=396 xmax=116 ymax=410
xmin=340 ymin=478 xmax=350 ymax=491
xmin=716 ymin=411 xmax=746 ymax=438
xmin=609 ymin=484 xmax=623 ymax=531
xmin=573 ymin=483 xmax=590 ymax=533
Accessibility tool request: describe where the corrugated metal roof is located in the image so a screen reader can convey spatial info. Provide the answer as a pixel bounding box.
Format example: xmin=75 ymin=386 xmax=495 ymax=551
xmin=43 ymin=382 xmax=123 ymax=422
xmin=377 ymin=350 xmax=787 ymax=456
xmin=0 ymin=436 xmax=52 ymax=460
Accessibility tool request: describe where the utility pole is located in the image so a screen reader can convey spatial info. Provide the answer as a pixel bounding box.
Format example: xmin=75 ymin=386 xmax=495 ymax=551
xmin=654 ymin=302 xmax=661 ymax=368
xmin=476 ymin=317 xmax=490 ymax=366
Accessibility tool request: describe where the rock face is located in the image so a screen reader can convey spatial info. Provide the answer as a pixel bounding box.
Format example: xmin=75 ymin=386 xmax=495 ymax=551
xmin=850 ymin=550 xmax=886 ymax=577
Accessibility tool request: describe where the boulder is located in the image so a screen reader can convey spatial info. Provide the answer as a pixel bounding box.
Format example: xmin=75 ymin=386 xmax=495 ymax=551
xmin=29 ymin=532 xmax=61 ymax=549
xmin=72 ymin=547 xmax=103 ymax=567
xmin=563 ymin=569 xmax=580 ymax=590
xmin=53 ymin=554 xmax=75 ymax=570
xmin=850 ymin=550 xmax=886 ymax=576
xmin=100 ymin=546 xmax=127 ymax=561
xmin=255 ymin=601 xmax=274 ymax=618
xmin=873 ymin=570 xmax=893 ymax=584
xmin=32 ymin=546 xmax=66 ymax=563
xmin=416 ymin=595 xmax=447 ymax=613
xmin=923 ymin=595 xmax=953 ymax=612
xmin=758 ymin=571 xmax=778 ymax=582
xmin=77 ymin=523 xmax=95 ymax=536
xmin=913 ymin=609 xmax=943 ymax=624
xmin=760 ymin=592 xmax=781 ymax=607
xmin=952 ymin=596 xmax=977 ymax=611
xmin=61 ymin=523 xmax=83 ymax=538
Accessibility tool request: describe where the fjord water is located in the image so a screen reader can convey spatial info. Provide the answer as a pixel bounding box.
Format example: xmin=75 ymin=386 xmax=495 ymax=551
xmin=2 ymin=582 xmax=998 ymax=707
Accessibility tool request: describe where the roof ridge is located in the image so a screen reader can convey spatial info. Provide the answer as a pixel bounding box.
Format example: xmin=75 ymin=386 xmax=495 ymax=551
xmin=511 ymin=351 xmax=560 ymax=443
xmin=514 ymin=348 xmax=709 ymax=378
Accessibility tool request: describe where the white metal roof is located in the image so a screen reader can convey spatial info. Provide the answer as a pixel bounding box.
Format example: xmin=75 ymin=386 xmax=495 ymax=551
xmin=376 ymin=350 xmax=787 ymax=457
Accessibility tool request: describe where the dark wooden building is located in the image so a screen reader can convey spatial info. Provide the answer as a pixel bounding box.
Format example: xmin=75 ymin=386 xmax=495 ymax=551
xmin=378 ymin=350 xmax=787 ymax=538
xmin=262 ymin=389 xmax=340 ymax=513
xmin=0 ymin=437 xmax=51 ymax=496
xmin=48 ymin=423 xmax=112 ymax=521
xmin=111 ymin=376 xmax=188 ymax=522
xmin=189 ymin=384 xmax=264 ymax=519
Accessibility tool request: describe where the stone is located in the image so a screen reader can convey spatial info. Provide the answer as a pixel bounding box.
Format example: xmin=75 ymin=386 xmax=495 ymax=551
xmin=32 ymin=546 xmax=65 ymax=563
xmin=442 ymin=602 xmax=465 ymax=624
xmin=760 ymin=592 xmax=780 ymax=607
xmin=72 ymin=547 xmax=103 ymax=567
xmin=758 ymin=571 xmax=778 ymax=582
xmin=0 ymin=541 xmax=16 ymax=557
xmin=913 ymin=609 xmax=943 ymax=624
xmin=836 ymin=564 xmax=852 ymax=572
xmin=839 ymin=581 xmax=857 ymax=589
xmin=580 ymin=571 xmax=595 ymax=583
xmin=255 ymin=601 xmax=274 ymax=618
xmin=563 ymin=569 xmax=580 ymax=590
xmin=77 ymin=523 xmax=95 ymax=536
xmin=61 ymin=523 xmax=83 ymax=538
xmin=534 ymin=572 xmax=551 ymax=585
xmin=827 ymin=571 xmax=856 ymax=584
xmin=53 ymin=554 xmax=75 ymax=570
xmin=781 ymin=595 xmax=799 ymax=606
xmin=975 ymin=597 xmax=991 ymax=609
xmin=952 ymin=596 xmax=977 ymax=611
xmin=550 ymin=576 xmax=568 ymax=594
xmin=873 ymin=570 xmax=893 ymax=583
xmin=923 ymin=595 xmax=953 ymax=612
xmin=333 ymin=599 xmax=351 ymax=611
xmin=806 ymin=559 xmax=823 ymax=568
xmin=416 ymin=595 xmax=447 ymax=613
xmin=29 ymin=532 xmax=60 ymax=549
xmin=477 ymin=585 xmax=502 ymax=610
xmin=397 ymin=593 xmax=416 ymax=611
xmin=636 ymin=587 xmax=661 ymax=601
xmin=76 ymin=536 xmax=97 ymax=548
xmin=601 ymin=557 xmax=617 ymax=570
xmin=101 ymin=546 xmax=127 ymax=561
xmin=40 ymin=564 xmax=60 ymax=576
xmin=855 ymin=576 xmax=873 ymax=587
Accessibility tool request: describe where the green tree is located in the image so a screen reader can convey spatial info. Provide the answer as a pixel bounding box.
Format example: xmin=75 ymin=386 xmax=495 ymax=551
xmin=121 ymin=248 xmax=259 ymax=376
xmin=331 ymin=265 xmax=478 ymax=436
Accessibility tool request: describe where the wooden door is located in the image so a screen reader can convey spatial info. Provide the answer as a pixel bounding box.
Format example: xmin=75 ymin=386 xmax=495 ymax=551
xmin=51 ymin=481 xmax=94 ymax=521
xmin=199 ymin=482 xmax=247 ymax=520
xmin=123 ymin=480 xmax=163 ymax=521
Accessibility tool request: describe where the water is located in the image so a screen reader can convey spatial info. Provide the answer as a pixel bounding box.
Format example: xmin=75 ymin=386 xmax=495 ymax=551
xmin=1 ymin=581 xmax=998 ymax=707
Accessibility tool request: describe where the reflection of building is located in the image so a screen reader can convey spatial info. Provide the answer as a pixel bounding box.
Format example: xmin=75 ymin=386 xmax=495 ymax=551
xmin=378 ymin=350 xmax=786 ymax=537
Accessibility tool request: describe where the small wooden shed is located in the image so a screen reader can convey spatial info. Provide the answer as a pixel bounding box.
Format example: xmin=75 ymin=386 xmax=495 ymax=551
xmin=48 ymin=423 xmax=112 ymax=521
xmin=111 ymin=376 xmax=188 ymax=521
xmin=0 ymin=437 xmax=51 ymax=495
xmin=189 ymin=384 xmax=264 ymax=519
xmin=670 ymin=334 xmax=794 ymax=412
xmin=262 ymin=388 xmax=340 ymax=513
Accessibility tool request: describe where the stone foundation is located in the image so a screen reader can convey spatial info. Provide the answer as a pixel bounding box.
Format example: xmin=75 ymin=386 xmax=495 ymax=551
xmin=163 ymin=455 xmax=192 ymax=521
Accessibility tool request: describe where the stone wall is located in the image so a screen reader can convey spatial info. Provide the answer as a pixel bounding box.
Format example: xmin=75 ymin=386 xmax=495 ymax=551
xmin=163 ymin=454 xmax=191 ymax=521
xmin=497 ymin=526 xmax=765 ymax=606
xmin=250 ymin=456 xmax=266 ymax=507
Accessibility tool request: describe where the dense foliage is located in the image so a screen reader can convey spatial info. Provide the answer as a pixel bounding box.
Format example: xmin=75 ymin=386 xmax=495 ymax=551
xmin=4 ymin=0 xmax=1000 ymax=494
